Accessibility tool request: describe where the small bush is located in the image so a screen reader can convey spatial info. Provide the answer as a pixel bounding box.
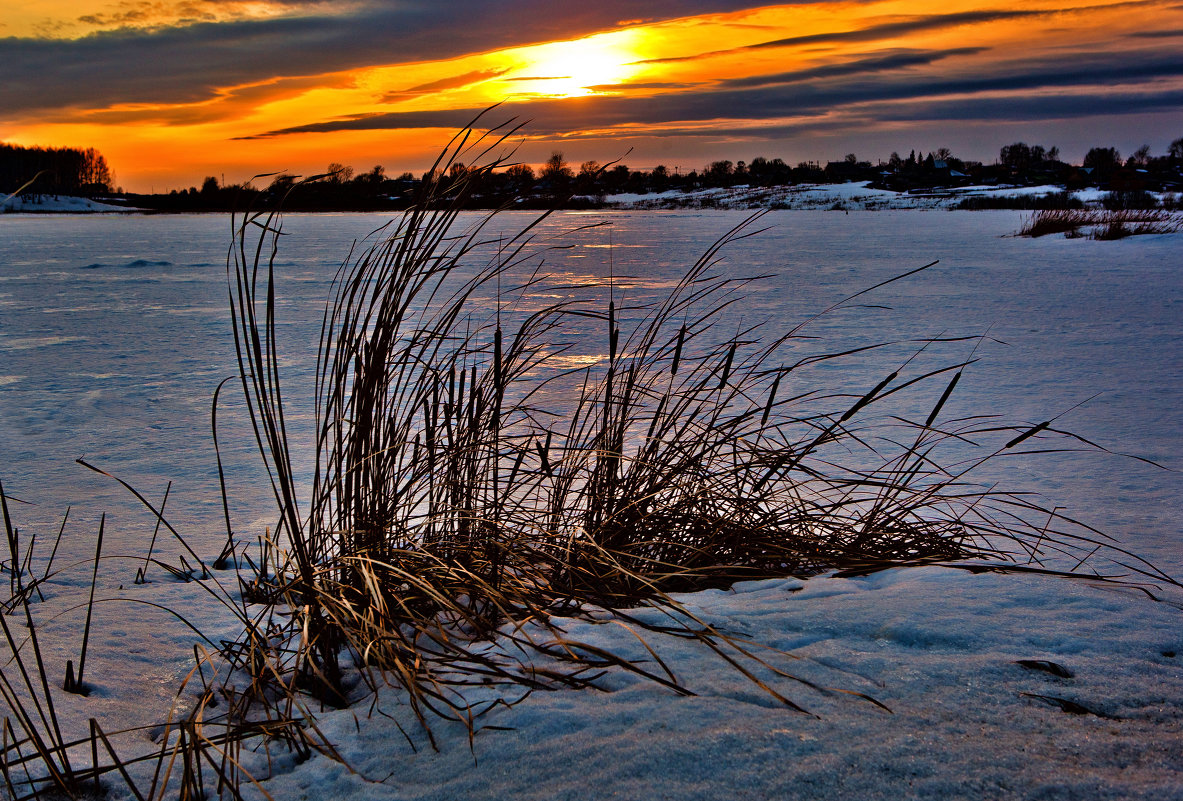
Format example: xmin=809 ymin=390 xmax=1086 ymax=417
xmin=1102 ymin=189 xmax=1158 ymax=211
xmin=1017 ymin=208 xmax=1092 ymax=237
xmin=958 ymin=191 xmax=1083 ymax=211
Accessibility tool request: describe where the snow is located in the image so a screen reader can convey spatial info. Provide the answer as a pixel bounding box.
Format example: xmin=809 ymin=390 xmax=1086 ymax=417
xmin=1 ymin=210 xmax=1180 ymax=799
xmin=604 ymin=182 xmax=1159 ymax=211
xmin=0 ymin=185 xmax=1162 ymax=215
xmin=13 ymin=560 xmax=1181 ymax=799
xmin=256 ymin=569 xmax=1182 ymax=801
xmin=0 ymin=194 xmax=139 ymax=213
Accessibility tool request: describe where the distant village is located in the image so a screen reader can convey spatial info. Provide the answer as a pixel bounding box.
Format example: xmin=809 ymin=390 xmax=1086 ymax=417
xmin=3 ymin=137 xmax=1182 ymax=213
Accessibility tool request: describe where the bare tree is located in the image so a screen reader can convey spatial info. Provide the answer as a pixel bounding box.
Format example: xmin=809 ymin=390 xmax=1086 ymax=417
xmin=325 ymin=163 xmax=354 ymax=183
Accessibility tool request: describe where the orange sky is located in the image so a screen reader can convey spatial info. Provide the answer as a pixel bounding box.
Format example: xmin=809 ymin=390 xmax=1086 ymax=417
xmin=2 ymin=0 xmax=1181 ymax=192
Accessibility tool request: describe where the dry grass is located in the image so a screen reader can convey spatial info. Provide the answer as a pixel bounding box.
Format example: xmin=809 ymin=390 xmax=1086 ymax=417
xmin=219 ymin=119 xmax=1177 ymax=750
xmin=1 ymin=477 xmax=304 ymax=800
xmin=1018 ymin=208 xmax=1182 ymax=239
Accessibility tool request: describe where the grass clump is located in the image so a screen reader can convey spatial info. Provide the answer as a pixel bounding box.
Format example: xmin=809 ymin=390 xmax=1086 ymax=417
xmin=955 ymin=191 xmax=1083 ymax=211
xmin=1018 ymin=208 xmax=1182 ymax=238
xmin=219 ymin=119 xmax=1177 ymax=747
xmin=1 ymin=478 xmax=311 ymax=800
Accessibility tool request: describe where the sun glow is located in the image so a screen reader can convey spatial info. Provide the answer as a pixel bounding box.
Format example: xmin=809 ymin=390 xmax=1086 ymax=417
xmin=501 ymin=32 xmax=646 ymax=98
xmin=5 ymin=0 xmax=1179 ymax=192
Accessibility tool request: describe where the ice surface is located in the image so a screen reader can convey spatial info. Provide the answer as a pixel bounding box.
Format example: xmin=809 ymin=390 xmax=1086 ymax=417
xmin=0 ymin=210 xmax=1179 ymax=799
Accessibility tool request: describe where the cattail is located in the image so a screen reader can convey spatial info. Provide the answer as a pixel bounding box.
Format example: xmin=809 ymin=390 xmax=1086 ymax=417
xmin=761 ymin=373 xmax=782 ymax=427
xmin=924 ymin=370 xmax=961 ymax=428
xmin=671 ymin=324 xmax=686 ymax=376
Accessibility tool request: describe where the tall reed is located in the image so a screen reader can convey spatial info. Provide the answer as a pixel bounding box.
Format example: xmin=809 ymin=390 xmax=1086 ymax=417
xmin=225 ymin=118 xmax=1179 ymax=737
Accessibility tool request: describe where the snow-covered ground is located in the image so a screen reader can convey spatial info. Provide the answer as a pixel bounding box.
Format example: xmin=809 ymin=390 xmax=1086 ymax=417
xmin=261 ymin=569 xmax=1183 ymax=801
xmin=14 ymin=552 xmax=1182 ymax=799
xmin=0 ymin=193 xmax=139 ymax=213
xmin=604 ymin=182 xmax=1132 ymax=211
xmin=0 ymin=184 xmax=1154 ymax=215
xmin=1 ymin=210 xmax=1180 ymax=799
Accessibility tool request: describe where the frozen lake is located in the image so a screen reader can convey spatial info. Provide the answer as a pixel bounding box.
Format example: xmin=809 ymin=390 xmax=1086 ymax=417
xmin=0 ymin=209 xmax=1180 ymax=574
xmin=2 ymin=208 xmax=1181 ymax=800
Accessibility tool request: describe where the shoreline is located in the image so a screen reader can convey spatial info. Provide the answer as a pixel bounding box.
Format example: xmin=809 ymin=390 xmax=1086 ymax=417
xmin=2 ymin=181 xmax=1172 ymax=215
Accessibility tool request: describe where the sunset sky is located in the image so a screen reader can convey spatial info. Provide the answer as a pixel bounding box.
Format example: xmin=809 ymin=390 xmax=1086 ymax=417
xmin=2 ymin=0 xmax=1181 ymax=192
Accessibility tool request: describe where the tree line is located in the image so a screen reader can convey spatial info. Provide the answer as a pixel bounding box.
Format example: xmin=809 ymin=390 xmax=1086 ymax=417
xmin=0 ymin=143 xmax=114 ymax=196
xmin=6 ymin=135 xmax=1181 ymax=210
xmin=146 ymin=136 xmax=1180 ymax=212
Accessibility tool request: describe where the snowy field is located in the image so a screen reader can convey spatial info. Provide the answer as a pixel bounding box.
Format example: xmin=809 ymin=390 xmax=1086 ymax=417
xmin=0 ymin=210 xmax=1179 ymax=798
xmin=0 ymin=194 xmax=139 ymax=214
xmin=264 ymin=569 xmax=1183 ymax=801
xmin=0 ymin=181 xmax=1139 ymax=215
xmin=603 ymin=182 xmax=1121 ymax=210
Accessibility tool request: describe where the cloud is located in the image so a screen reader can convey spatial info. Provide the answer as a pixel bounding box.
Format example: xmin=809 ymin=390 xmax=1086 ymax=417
xmin=451 ymin=87 xmax=1183 ymax=151
xmin=737 ymin=8 xmax=1050 ymax=50
xmin=717 ymin=47 xmax=990 ymax=89
xmin=381 ymin=68 xmax=510 ymax=101
xmin=70 ymin=0 xmax=334 ymax=37
xmin=630 ymin=8 xmax=1047 ymax=65
xmin=630 ymin=3 xmax=1159 ymax=65
xmin=1127 ymin=28 xmax=1183 ymax=37
xmin=584 ymin=81 xmax=707 ymax=92
xmin=0 ymin=0 xmax=759 ymax=116
xmin=870 ymin=87 xmax=1183 ymax=123
xmin=245 ymin=46 xmax=1183 ymax=138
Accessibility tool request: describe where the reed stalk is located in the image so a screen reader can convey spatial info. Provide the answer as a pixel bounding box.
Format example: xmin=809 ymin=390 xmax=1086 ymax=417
xmin=221 ymin=117 xmax=1179 ymax=749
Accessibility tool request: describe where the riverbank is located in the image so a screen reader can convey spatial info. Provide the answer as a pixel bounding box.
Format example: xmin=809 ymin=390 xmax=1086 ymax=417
xmin=2 ymin=182 xmax=1171 ymax=214
xmin=602 ymin=182 xmax=1116 ymax=211
xmin=0 ymin=194 xmax=142 ymax=213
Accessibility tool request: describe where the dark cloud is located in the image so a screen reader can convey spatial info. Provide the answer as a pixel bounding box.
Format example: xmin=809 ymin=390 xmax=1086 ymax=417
xmin=631 ymin=2 xmax=1160 ymax=65
xmin=427 ymin=89 xmax=1182 ymax=154
xmin=246 ymin=47 xmax=1183 ymax=138
xmin=561 ymin=87 xmax=1183 ymax=140
xmin=631 ymin=8 xmax=1048 ymax=65
xmin=871 ymin=87 xmax=1183 ymax=123
xmin=381 ymin=68 xmax=510 ymax=101
xmin=0 ymin=0 xmax=759 ymax=116
xmin=740 ymin=8 xmax=1049 ymax=50
xmin=48 ymin=73 xmax=345 ymax=126
xmin=511 ymin=89 xmax=1183 ymax=153
xmin=718 ymin=47 xmax=989 ymax=89
xmin=1127 ymin=28 xmax=1183 ymax=36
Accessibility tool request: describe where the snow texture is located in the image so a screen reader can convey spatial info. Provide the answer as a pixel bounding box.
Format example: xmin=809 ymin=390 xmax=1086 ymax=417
xmin=1 ymin=194 xmax=140 ymax=213
xmin=258 ymin=569 xmax=1183 ymax=801
xmin=603 ymin=182 xmax=1151 ymax=211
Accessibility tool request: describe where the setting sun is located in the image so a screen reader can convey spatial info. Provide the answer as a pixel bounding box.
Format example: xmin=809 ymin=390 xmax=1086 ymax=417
xmin=500 ymin=31 xmax=646 ymax=98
